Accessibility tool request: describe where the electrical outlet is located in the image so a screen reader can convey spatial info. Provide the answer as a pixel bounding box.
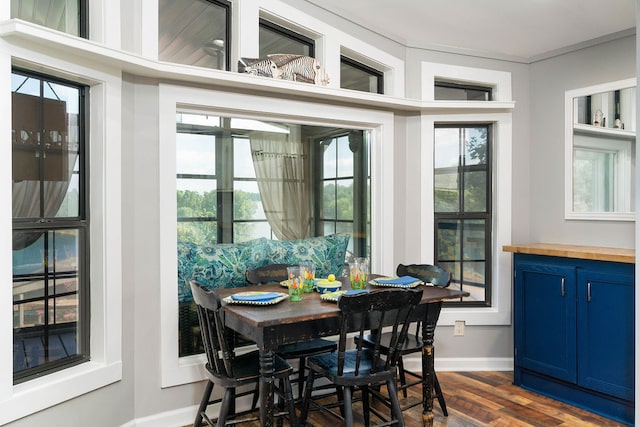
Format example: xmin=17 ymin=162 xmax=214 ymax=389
xmin=454 ymin=320 xmax=465 ymax=336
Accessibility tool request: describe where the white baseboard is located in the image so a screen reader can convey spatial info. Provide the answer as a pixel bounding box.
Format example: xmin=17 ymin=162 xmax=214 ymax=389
xmin=120 ymin=405 xmax=197 ymax=427
xmin=121 ymin=394 xmax=255 ymax=427
xmin=403 ymin=356 xmax=514 ymax=373
xmin=121 ymin=358 xmax=514 ymax=426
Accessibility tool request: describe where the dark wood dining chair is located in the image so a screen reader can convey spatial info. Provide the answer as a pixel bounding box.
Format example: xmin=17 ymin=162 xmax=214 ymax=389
xmin=245 ymin=264 xmax=338 ymax=400
xmin=299 ymin=288 xmax=424 ymax=427
xmin=358 ymin=264 xmax=451 ymax=415
xmin=189 ymin=280 xmax=298 ymax=426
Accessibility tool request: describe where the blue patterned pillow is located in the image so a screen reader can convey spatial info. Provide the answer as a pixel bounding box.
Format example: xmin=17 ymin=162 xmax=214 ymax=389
xmin=177 ymin=238 xmax=268 ymax=302
xmin=265 ymin=233 xmax=350 ymax=278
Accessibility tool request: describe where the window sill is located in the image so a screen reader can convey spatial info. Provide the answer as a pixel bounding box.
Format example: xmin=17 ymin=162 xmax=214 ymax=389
xmin=0 ymin=360 xmax=122 ymax=425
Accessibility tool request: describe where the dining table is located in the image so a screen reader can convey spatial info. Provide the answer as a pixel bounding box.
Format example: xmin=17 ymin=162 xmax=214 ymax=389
xmin=216 ymin=275 xmax=469 ymax=427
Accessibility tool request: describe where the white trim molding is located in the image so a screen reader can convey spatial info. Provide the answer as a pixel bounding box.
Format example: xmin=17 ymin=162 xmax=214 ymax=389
xmin=419 ymin=63 xmax=513 ymax=327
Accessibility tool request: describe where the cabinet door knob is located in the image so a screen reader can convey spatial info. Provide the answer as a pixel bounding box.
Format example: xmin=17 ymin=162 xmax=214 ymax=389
xmin=561 ymin=277 xmax=565 ymax=297
xmin=587 ymin=281 xmax=592 ymax=302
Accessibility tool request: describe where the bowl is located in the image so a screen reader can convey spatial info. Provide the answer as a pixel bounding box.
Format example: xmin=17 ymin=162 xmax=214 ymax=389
xmin=315 ymin=279 xmax=341 ymax=294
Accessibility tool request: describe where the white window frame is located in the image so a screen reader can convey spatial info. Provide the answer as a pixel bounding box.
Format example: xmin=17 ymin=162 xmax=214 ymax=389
xmin=158 ymin=83 xmax=395 ymax=387
xmin=0 ymin=51 xmax=122 ymax=424
xmin=564 ymin=78 xmax=636 ymax=221
xmin=420 ymin=62 xmax=513 ymax=326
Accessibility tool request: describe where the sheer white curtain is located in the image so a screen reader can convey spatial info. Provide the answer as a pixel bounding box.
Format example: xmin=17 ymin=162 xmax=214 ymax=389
xmin=250 ymin=130 xmax=311 ymax=240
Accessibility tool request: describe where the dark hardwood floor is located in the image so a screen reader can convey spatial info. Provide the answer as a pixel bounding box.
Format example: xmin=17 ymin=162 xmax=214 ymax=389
xmin=188 ymin=371 xmax=628 ymax=426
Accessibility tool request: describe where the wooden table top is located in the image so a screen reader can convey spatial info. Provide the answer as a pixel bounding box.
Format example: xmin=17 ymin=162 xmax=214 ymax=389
xmin=502 ymin=243 xmax=635 ymax=264
xmin=216 ymin=277 xmax=468 ymax=329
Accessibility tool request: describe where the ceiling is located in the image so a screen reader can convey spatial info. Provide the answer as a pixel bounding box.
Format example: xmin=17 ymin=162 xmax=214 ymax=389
xmin=305 ymin=0 xmax=636 ymax=62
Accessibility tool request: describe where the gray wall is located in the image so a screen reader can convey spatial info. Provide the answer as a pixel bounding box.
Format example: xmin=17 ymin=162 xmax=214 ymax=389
xmin=529 ymin=35 xmax=636 ymax=248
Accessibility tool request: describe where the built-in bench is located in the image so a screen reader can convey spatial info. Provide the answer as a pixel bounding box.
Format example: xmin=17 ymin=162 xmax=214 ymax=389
xmin=176 ymin=233 xmax=350 ymax=355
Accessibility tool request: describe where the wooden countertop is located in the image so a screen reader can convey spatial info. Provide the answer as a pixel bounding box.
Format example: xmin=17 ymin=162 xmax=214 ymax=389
xmin=502 ymin=243 xmax=635 ymax=264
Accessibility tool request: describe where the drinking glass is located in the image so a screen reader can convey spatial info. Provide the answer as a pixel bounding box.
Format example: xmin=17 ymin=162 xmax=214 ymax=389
xmin=300 ymin=262 xmax=316 ymax=293
xmin=349 ymin=258 xmax=369 ymax=290
xmin=286 ymin=266 xmax=303 ymax=301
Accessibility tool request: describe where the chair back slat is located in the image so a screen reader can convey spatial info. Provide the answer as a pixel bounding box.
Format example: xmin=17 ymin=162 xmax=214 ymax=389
xmin=190 ymin=280 xmax=235 ymax=378
xmin=397 ymin=263 xmax=451 ymax=287
xmin=337 ymin=288 xmax=422 ymax=376
xmin=246 ymin=264 xmax=293 ymax=285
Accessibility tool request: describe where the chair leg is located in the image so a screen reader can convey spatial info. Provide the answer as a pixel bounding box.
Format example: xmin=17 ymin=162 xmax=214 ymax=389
xmin=386 ymin=379 xmax=404 ymax=427
xmin=276 ymin=379 xmax=285 ymax=427
xmin=194 ymin=380 xmax=214 ymax=427
xmin=343 ymin=386 xmax=354 ymax=427
xmin=397 ymin=357 xmax=408 ymax=398
xmin=282 ymin=377 xmax=298 ymax=427
xmin=299 ymin=367 xmax=316 ymax=425
xmin=361 ymin=385 xmax=370 ymax=427
xmin=434 ymin=372 xmax=448 ymax=416
xmin=251 ymin=382 xmax=259 ymax=410
xmin=297 ymin=356 xmax=306 ymax=400
xmin=218 ymin=388 xmax=234 ymax=427
xmin=336 ymin=386 xmax=345 ymax=417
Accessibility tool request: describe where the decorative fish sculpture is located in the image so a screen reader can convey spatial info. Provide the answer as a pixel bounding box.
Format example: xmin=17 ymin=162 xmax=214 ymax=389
xmin=267 ymin=54 xmax=330 ymax=86
xmin=238 ymin=54 xmax=330 ymax=86
xmin=237 ymin=58 xmax=281 ymax=78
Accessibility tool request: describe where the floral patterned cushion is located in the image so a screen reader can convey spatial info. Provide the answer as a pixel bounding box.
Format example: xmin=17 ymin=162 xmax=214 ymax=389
xmin=264 ymin=233 xmax=350 ymax=279
xmin=177 ymin=238 xmax=269 ymax=302
xmin=177 ymin=234 xmax=350 ymax=302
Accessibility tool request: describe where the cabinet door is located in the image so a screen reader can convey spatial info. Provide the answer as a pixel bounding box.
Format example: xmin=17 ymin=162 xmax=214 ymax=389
xmin=515 ymin=261 xmax=576 ymax=382
xmin=577 ymin=266 xmax=635 ymax=400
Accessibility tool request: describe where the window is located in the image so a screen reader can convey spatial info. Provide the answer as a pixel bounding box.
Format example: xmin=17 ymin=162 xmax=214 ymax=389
xmin=316 ymin=131 xmax=370 ymax=257
xmin=434 ymin=124 xmax=491 ymax=306
xmin=435 ymin=81 xmax=492 ymax=101
xmin=11 ymin=69 xmax=88 ymax=382
xmin=572 ymin=137 xmax=632 ymax=212
xmin=175 ymin=112 xmax=371 ymax=356
xmin=11 ymin=0 xmax=87 ymax=37
xmin=565 ymin=81 xmax=636 ymax=220
xmin=259 ymin=19 xmax=314 ymax=57
xmin=158 ymin=0 xmax=231 ymax=70
xmin=340 ymin=56 xmax=384 ymax=94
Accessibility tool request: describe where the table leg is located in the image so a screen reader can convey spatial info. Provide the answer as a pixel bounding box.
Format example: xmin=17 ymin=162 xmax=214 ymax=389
xmin=421 ymin=301 xmax=443 ymax=427
xmin=259 ymin=349 xmax=275 ymax=427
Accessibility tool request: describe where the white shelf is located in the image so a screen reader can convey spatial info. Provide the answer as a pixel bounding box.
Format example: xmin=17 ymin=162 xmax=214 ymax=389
xmin=1 ymin=19 xmax=515 ymax=114
xmin=573 ymin=123 xmax=635 ymax=140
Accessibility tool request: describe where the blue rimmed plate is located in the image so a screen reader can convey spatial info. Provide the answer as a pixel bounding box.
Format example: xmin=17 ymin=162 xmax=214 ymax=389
xmin=224 ymin=291 xmax=288 ymax=305
xmin=369 ymin=276 xmax=423 ymax=288
xmin=320 ymin=289 xmax=369 ymax=302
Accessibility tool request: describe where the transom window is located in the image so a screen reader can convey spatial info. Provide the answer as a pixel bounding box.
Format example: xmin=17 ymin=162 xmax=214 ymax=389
xmin=11 ymin=0 xmax=87 ymax=37
xmin=11 ymin=69 xmax=89 ymax=383
xmin=434 ymin=124 xmax=492 ymax=306
xmin=435 ymin=80 xmax=492 ymax=101
xmin=340 ymin=56 xmax=384 ymax=94
xmin=259 ymin=19 xmax=314 ymax=57
xmin=158 ymin=0 xmax=231 ymax=70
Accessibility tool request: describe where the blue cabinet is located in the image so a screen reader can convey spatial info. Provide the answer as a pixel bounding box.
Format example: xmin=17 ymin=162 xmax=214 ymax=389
xmin=513 ymin=254 xmax=635 ymax=425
